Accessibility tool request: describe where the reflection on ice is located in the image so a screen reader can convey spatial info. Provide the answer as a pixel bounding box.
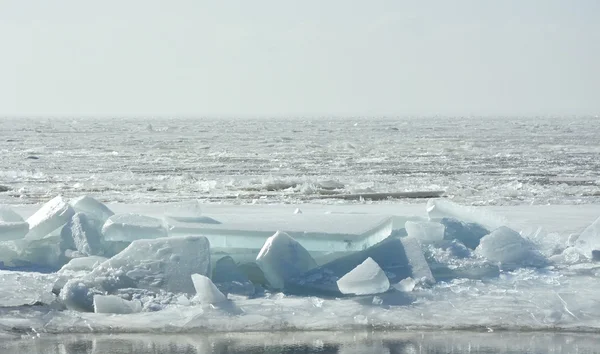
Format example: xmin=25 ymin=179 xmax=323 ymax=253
xmin=2 ymin=331 xmax=600 ymax=354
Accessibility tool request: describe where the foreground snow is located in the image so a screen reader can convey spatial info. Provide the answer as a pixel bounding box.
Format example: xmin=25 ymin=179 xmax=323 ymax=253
xmin=0 ymin=197 xmax=599 ymax=336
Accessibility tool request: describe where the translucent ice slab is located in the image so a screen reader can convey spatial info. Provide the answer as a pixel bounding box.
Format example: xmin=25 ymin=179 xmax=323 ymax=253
xmin=165 ymin=213 xmax=393 ymax=254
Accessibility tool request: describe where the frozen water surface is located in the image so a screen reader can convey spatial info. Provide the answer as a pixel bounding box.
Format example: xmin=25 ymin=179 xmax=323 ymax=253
xmin=0 ymin=117 xmax=599 ymax=206
xmin=0 ymin=117 xmax=599 ymax=340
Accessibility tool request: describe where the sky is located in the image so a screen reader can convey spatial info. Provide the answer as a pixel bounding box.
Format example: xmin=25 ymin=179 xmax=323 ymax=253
xmin=0 ymin=0 xmax=598 ymax=118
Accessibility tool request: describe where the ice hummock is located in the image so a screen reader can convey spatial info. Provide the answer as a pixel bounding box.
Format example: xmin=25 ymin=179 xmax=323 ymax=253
xmin=256 ymin=231 xmax=317 ymax=290
xmin=574 ymin=216 xmax=600 ymax=259
xmin=102 ymin=213 xmax=168 ymax=242
xmin=336 ymin=257 xmax=390 ymax=295
xmin=25 ymin=196 xmax=75 ymax=242
xmin=191 ymin=274 xmax=227 ymax=304
xmin=476 ymin=226 xmax=547 ymax=268
xmin=60 ymin=235 xmax=211 ymax=311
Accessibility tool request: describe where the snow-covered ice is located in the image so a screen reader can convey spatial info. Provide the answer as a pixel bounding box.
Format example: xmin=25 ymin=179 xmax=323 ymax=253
xmin=102 ymin=213 xmax=168 ymax=242
xmin=336 ymin=257 xmax=390 ymax=295
xmin=93 ymin=294 xmax=142 ymax=314
xmin=256 ymin=231 xmax=317 ymax=290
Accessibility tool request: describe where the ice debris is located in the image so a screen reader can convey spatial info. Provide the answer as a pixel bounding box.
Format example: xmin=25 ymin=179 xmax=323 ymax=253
xmin=102 ymin=214 xmax=167 ymax=242
xmin=256 ymin=231 xmax=317 ymax=290
xmin=191 ymin=274 xmax=227 ymax=304
xmin=336 ymin=257 xmax=390 ymax=295
xmin=441 ymin=217 xmax=489 ymax=249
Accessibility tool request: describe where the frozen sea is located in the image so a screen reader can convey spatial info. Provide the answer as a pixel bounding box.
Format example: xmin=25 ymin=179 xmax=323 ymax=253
xmin=1 ymin=116 xmax=599 ymax=206
xmin=1 ymin=117 xmax=600 ymax=353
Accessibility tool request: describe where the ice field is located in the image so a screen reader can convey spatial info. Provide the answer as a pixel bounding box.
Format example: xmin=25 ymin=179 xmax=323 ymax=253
xmin=0 ymin=117 xmax=599 ymax=341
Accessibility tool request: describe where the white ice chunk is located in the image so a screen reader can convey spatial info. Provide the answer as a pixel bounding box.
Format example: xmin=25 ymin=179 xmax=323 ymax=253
xmin=476 ymin=226 xmax=546 ymax=268
xmin=574 ymin=216 xmax=600 ymax=259
xmin=191 ymin=274 xmax=227 ymax=304
xmin=256 ymin=231 xmax=317 ymax=290
xmin=59 ymin=256 xmax=107 ymax=273
xmin=0 ymin=270 xmax=58 ymax=307
xmin=69 ymin=195 xmax=114 ymax=225
xmin=25 ymin=196 xmax=75 ymax=242
xmin=336 ymin=257 xmax=390 ymax=295
xmin=102 ymin=214 xmax=167 ymax=242
xmin=63 ymin=213 xmax=104 ymax=256
xmin=212 ymin=256 xmax=255 ymax=296
xmin=93 ymin=295 xmax=142 ymax=314
xmin=394 ymin=277 xmax=416 ymax=292
xmin=90 ymin=235 xmax=211 ymax=294
xmin=427 ymin=199 xmax=506 ymax=230
xmin=164 ymin=200 xmax=203 ymax=222
xmin=405 ymin=221 xmax=445 ymax=244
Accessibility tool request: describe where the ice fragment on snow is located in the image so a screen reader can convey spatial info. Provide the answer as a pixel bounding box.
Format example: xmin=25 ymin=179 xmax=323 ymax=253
xmin=191 ymin=274 xmax=227 ymax=304
xmin=212 ymin=256 xmax=255 ymax=296
xmin=256 ymin=231 xmax=317 ymax=290
xmin=25 ymin=196 xmax=75 ymax=242
xmin=336 ymin=257 xmax=389 ymax=295
xmin=476 ymin=226 xmax=546 ymax=268
xmin=164 ymin=200 xmax=203 ymax=222
xmin=405 ymin=221 xmax=445 ymax=243
xmin=69 ymin=195 xmax=114 ymax=225
xmin=394 ymin=277 xmax=416 ymax=292
xmin=574 ymin=216 xmax=600 ymax=259
xmin=62 ymin=213 xmax=104 ymax=256
xmin=102 ymin=214 xmax=167 ymax=242
xmin=93 ymin=294 xmax=142 ymax=314
xmin=427 ymin=199 xmax=506 ymax=230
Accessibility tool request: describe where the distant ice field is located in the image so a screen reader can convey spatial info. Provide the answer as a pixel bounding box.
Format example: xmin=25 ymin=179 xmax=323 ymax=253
xmin=1 ymin=116 xmax=599 ymax=205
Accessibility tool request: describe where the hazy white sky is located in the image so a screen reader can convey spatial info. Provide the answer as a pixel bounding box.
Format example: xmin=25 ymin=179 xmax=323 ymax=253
xmin=1 ymin=0 xmax=598 ymax=117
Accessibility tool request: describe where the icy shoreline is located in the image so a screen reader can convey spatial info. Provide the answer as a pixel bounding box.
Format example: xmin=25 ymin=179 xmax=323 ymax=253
xmin=1 ymin=198 xmax=599 ymax=336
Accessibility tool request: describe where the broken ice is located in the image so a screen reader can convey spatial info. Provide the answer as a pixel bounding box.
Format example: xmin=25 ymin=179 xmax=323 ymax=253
xmin=102 ymin=213 xmax=168 ymax=242
xmin=336 ymin=257 xmax=390 ymax=295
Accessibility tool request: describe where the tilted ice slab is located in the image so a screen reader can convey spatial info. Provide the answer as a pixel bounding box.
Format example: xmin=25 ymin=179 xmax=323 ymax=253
xmin=62 ymin=213 xmax=104 ymax=256
xmin=69 ymin=196 xmax=114 ymax=225
xmin=427 ymin=199 xmax=506 ymax=231
xmin=574 ymin=216 xmax=600 ymax=259
xmin=165 ymin=213 xmax=393 ymax=254
xmin=102 ymin=214 xmax=168 ymax=242
xmin=25 ymin=196 xmax=75 ymax=242
xmin=336 ymin=257 xmax=390 ymax=295
xmin=0 ymin=206 xmax=29 ymax=241
xmin=256 ymin=231 xmax=318 ymax=290
xmin=164 ymin=200 xmax=203 ymax=223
